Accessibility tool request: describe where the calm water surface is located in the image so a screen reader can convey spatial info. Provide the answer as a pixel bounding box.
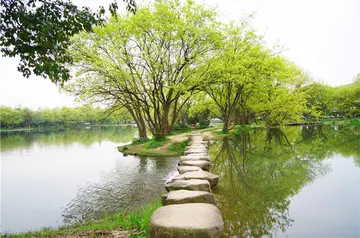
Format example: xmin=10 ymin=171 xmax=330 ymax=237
xmin=1 ymin=125 xmax=359 ymax=237
xmin=210 ymin=125 xmax=360 ymax=238
xmin=1 ymin=127 xmax=179 ymax=233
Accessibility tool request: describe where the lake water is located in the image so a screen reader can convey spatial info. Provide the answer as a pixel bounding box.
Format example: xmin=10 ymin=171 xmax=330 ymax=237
xmin=1 ymin=125 xmax=359 ymax=237
xmin=0 ymin=127 xmax=179 ymax=234
xmin=210 ymin=125 xmax=360 ymax=238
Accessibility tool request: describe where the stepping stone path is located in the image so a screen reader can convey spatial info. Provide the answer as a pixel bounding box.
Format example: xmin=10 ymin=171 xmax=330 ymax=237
xmin=150 ymin=132 xmax=224 ymax=238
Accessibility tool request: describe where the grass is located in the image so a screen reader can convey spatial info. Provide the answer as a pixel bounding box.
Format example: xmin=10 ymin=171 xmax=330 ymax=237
xmin=2 ymin=200 xmax=161 ymax=238
xmin=168 ymin=140 xmax=188 ymax=152
xmin=351 ymin=118 xmax=360 ymax=126
xmin=144 ymin=138 xmax=169 ymax=149
xmin=118 ymin=138 xmax=189 ymax=157
xmin=165 ymin=127 xmax=192 ymax=136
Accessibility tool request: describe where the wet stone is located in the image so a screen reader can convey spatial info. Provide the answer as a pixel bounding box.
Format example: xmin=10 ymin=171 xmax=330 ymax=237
xmin=150 ymin=203 xmax=224 ymax=238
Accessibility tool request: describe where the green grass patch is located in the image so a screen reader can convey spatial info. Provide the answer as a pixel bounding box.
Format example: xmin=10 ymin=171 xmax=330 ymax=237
xmin=350 ymin=118 xmax=360 ymax=127
xmin=144 ymin=138 xmax=169 ymax=149
xmin=165 ymin=127 xmax=192 ymax=136
xmin=131 ymin=137 xmax=151 ymax=145
xmin=168 ymin=140 xmax=188 ymax=152
xmin=3 ymin=200 xmax=161 ymax=238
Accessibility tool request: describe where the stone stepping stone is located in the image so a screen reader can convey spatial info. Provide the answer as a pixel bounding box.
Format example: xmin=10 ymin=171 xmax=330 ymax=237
xmin=189 ymin=143 xmax=208 ymax=148
xmin=162 ymin=190 xmax=216 ymax=205
xmin=150 ymin=203 xmax=224 ymax=238
xmin=165 ymin=179 xmax=211 ymax=192
xmin=189 ymin=140 xmax=208 ymax=144
xmin=180 ymin=155 xmax=210 ymax=162
xmin=172 ymin=171 xmax=219 ymax=186
xmin=177 ymin=166 xmax=203 ymax=174
xmin=179 ymin=160 xmax=212 ymax=171
xmin=184 ymin=149 xmax=208 ymax=155
xmin=183 ymin=153 xmax=209 ymax=157
xmin=186 ymin=147 xmax=208 ymax=151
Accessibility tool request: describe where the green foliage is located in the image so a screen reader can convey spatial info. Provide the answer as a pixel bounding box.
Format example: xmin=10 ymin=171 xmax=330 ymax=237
xmin=3 ymin=200 xmax=160 ymax=237
xmin=351 ymin=119 xmax=360 ymax=127
xmin=232 ymin=124 xmax=251 ymax=135
xmin=299 ymin=74 xmax=360 ymax=119
xmin=65 ymin=0 xmax=221 ymax=140
xmin=144 ymin=138 xmax=169 ymax=149
xmin=168 ymin=140 xmax=188 ymax=152
xmin=0 ymin=0 xmax=136 ymax=83
xmin=165 ymin=126 xmax=192 ymax=136
xmin=299 ymin=83 xmax=334 ymax=117
xmin=0 ymin=105 xmax=132 ymax=129
xmin=131 ymin=137 xmax=151 ymax=145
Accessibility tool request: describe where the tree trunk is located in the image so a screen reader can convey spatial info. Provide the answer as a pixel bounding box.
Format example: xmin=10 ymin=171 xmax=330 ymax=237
xmin=222 ymin=118 xmax=229 ymax=134
xmin=127 ymin=106 xmax=148 ymax=139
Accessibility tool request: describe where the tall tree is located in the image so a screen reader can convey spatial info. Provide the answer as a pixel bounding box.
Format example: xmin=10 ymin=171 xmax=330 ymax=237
xmin=201 ymin=23 xmax=270 ymax=132
xmin=65 ymin=0 xmax=221 ymax=139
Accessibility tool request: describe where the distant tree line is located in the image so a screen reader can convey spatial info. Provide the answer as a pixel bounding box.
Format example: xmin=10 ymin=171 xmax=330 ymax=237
xmin=299 ymin=74 xmax=360 ymax=118
xmin=0 ymin=105 xmax=133 ymax=129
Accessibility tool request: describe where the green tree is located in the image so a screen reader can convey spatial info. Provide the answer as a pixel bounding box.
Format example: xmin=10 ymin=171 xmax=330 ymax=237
xmin=249 ymin=59 xmax=309 ymax=126
xmin=200 ymin=23 xmax=269 ymax=133
xmin=65 ymin=0 xmax=221 ymax=139
xmin=21 ymin=107 xmax=33 ymax=128
xmin=299 ymin=83 xmax=334 ymax=117
xmin=332 ymin=77 xmax=360 ymax=117
xmin=0 ymin=106 xmax=22 ymax=128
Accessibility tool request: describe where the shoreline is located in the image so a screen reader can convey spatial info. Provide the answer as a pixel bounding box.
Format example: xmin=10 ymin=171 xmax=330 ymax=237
xmin=1 ymin=201 xmax=161 ymax=238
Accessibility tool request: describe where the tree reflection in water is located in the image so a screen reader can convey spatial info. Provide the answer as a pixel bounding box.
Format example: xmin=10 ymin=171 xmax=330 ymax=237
xmin=210 ymin=125 xmax=359 ymax=237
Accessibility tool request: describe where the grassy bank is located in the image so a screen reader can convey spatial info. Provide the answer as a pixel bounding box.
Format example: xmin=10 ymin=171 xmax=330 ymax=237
xmin=118 ymin=137 xmax=189 ymax=157
xmin=117 ymin=127 xmax=219 ymax=157
xmin=2 ymin=200 xmax=161 ymax=238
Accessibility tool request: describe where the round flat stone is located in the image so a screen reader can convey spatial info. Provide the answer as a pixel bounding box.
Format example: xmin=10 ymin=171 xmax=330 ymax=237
xmin=165 ymin=179 xmax=211 ymax=192
xmin=150 ymin=203 xmax=224 ymax=238
xmin=184 ymin=149 xmax=208 ymax=155
xmin=164 ymin=190 xmax=216 ymax=205
xmin=179 ymin=160 xmax=212 ymax=171
xmin=178 ymin=166 xmax=203 ymax=174
xmin=180 ymin=155 xmax=211 ymax=162
xmin=172 ymin=171 xmax=219 ymax=186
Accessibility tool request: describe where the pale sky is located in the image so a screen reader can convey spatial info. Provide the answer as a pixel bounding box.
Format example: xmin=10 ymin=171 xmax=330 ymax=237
xmin=0 ymin=0 xmax=359 ymax=109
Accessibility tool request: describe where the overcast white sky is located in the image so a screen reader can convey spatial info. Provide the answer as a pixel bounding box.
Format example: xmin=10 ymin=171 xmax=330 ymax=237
xmin=0 ymin=0 xmax=359 ymax=109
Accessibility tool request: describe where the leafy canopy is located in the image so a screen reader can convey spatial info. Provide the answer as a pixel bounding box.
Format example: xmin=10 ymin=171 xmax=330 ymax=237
xmin=0 ymin=0 xmax=136 ymax=83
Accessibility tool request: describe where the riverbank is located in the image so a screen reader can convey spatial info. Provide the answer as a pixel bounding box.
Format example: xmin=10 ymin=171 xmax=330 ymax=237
xmin=1 ymin=201 xmax=161 ymax=238
xmin=117 ymin=128 xmax=217 ymax=157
